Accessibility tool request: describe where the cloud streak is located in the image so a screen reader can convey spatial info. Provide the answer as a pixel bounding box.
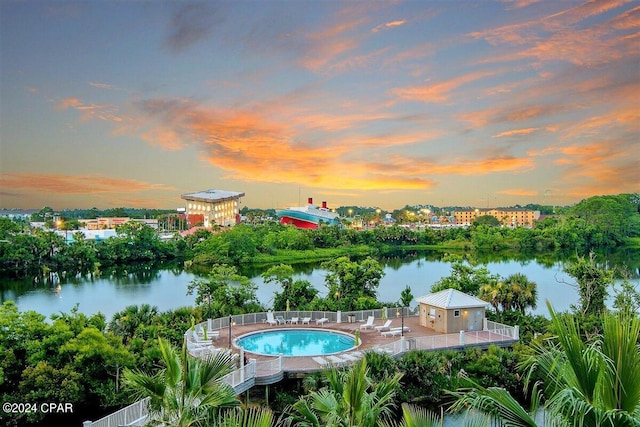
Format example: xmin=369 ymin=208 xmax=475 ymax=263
xmin=0 ymin=173 xmax=175 ymax=195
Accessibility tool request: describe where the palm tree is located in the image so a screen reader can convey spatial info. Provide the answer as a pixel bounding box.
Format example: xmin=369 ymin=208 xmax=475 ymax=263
xmin=505 ymin=273 xmax=537 ymax=314
xmin=123 ymin=337 xmax=239 ymax=427
xmin=379 ymin=403 xmax=447 ymax=427
xmin=109 ymin=304 xmax=159 ymax=343
xmin=286 ymin=357 xmax=402 ymax=427
xmin=449 ymin=302 xmax=640 ymax=427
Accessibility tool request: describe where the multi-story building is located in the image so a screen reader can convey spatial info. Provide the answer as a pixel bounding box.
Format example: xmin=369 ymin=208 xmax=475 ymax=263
xmin=181 ymin=189 xmax=245 ymax=228
xmin=453 ymin=208 xmax=540 ymax=227
xmin=80 ymin=218 xmax=158 ymax=230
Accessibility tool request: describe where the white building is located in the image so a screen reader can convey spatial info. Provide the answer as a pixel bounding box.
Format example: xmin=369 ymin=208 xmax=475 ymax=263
xmin=181 ymin=189 xmax=245 ymax=228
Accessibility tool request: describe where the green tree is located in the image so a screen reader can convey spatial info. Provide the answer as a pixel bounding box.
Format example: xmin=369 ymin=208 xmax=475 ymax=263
xmin=564 ymin=253 xmax=613 ymax=317
xmin=450 ymin=303 xmax=640 ymax=427
xmin=432 ymin=259 xmax=500 ymax=296
xmin=187 ymin=264 xmax=262 ymax=318
xmin=321 ymin=256 xmax=384 ymax=311
xmin=504 ymin=273 xmax=537 ymax=315
xmin=399 ymin=285 xmax=413 ymax=308
xmin=108 ymin=304 xmax=160 ymax=344
xmin=287 ymin=358 xmax=402 ymax=427
xmin=262 ymin=264 xmax=318 ymax=311
xmin=123 ymin=338 xmax=239 ymax=427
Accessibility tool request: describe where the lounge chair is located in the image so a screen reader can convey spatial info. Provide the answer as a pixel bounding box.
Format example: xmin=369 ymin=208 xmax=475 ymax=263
xmin=340 ymin=353 xmax=361 ymax=362
xmin=316 ymin=317 xmax=329 ymax=326
xmin=381 ymin=326 xmax=411 ymax=337
xmin=265 ymin=312 xmax=277 ymax=326
xmin=301 ymin=317 xmax=311 ymax=325
xmin=374 ymin=320 xmax=393 ymax=332
xmin=359 ymin=316 xmax=375 ymax=330
xmin=312 ymin=356 xmax=330 ymax=367
xmin=276 ymin=315 xmax=286 ymax=325
xmin=287 ymin=317 xmax=299 ymax=324
xmin=326 ymin=355 xmax=346 ymax=365
xmin=192 ymin=329 xmax=211 ymax=344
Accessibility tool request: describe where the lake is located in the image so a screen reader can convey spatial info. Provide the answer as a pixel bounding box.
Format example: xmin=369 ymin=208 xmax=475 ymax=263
xmin=1 ymin=252 xmax=638 ymax=321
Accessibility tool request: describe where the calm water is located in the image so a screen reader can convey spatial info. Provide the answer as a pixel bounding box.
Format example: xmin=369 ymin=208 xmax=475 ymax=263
xmin=1 ymin=253 xmax=638 ymax=320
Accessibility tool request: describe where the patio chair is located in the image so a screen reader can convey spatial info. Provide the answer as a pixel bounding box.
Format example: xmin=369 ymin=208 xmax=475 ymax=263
xmin=374 ymin=320 xmax=393 ymax=332
xmin=340 ymin=353 xmax=361 ymax=362
xmin=326 ymin=355 xmax=347 ymax=366
xmin=287 ymin=317 xmax=299 ymax=324
xmin=359 ymin=316 xmax=375 ymax=330
xmin=316 ymin=317 xmax=329 ymax=326
xmin=265 ymin=311 xmax=277 ymax=326
xmin=312 ymin=356 xmax=330 ymax=367
xmin=301 ymin=317 xmax=311 ymax=325
xmin=381 ymin=326 xmax=410 ymax=337
xmin=276 ymin=315 xmax=286 ymax=325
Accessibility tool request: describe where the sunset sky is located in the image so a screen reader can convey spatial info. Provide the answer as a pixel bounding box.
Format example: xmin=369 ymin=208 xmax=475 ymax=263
xmin=1 ymin=0 xmax=638 ymax=211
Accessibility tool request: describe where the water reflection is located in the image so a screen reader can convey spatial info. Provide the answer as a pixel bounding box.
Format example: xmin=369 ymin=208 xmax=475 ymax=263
xmin=1 ymin=249 xmax=637 ymax=320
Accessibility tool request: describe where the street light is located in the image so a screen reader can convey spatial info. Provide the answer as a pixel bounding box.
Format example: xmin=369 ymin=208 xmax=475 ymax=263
xmin=396 ymin=306 xmax=405 ymax=337
xmin=228 ymin=315 xmax=236 ymax=349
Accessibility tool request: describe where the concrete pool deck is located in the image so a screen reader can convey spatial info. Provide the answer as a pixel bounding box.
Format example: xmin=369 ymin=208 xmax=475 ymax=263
xmin=198 ymin=315 xmax=518 ymax=375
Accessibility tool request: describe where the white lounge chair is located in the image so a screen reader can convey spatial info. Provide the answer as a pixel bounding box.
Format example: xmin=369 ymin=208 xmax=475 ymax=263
xmin=360 ymin=316 xmax=375 ymax=330
xmin=316 ymin=317 xmax=329 ymax=326
xmin=374 ymin=320 xmax=393 ymax=332
xmin=312 ymin=356 xmax=330 ymax=367
xmin=340 ymin=353 xmax=361 ymax=362
xmin=265 ymin=312 xmax=277 ymax=326
xmin=287 ymin=317 xmax=299 ymax=324
xmin=301 ymin=317 xmax=311 ymax=325
xmin=326 ymin=355 xmax=347 ymax=365
xmin=381 ymin=326 xmax=410 ymax=337
xmin=276 ymin=315 xmax=286 ymax=325
xmin=193 ymin=329 xmax=211 ymax=344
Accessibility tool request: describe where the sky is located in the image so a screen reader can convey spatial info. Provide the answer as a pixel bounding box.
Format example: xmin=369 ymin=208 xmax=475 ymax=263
xmin=1 ymin=0 xmax=638 ymax=212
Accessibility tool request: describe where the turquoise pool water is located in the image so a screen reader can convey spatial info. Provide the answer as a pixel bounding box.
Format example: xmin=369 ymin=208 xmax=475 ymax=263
xmin=236 ymin=328 xmax=355 ymax=356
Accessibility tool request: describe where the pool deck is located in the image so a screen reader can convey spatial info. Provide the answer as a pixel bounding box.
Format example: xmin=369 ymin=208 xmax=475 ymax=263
xmin=208 ymin=316 xmax=516 ymax=375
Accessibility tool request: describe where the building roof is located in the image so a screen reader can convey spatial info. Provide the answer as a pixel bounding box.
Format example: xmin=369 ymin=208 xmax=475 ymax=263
xmin=181 ymin=189 xmax=245 ymax=203
xmin=415 ymin=288 xmax=488 ymax=309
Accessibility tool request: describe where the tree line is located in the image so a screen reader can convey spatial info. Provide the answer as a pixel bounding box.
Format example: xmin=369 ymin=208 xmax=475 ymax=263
xmin=1 ymin=194 xmax=638 ymax=278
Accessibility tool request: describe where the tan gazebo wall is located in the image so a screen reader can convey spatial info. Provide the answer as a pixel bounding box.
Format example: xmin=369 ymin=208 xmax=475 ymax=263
xmin=420 ymin=303 xmax=485 ymax=334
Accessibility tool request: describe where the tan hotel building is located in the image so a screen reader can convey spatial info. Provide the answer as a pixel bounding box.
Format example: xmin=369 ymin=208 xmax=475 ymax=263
xmin=181 ymin=189 xmax=245 ymax=228
xmin=454 ymin=208 xmax=540 ymax=227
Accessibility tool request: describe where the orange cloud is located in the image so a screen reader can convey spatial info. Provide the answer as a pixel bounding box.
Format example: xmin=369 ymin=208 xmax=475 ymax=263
xmin=497 ymin=188 xmax=539 ymax=196
xmin=56 ymin=97 xmax=123 ymax=122
xmin=0 ymin=173 xmax=175 ymax=195
xmin=372 ymin=19 xmax=406 ymax=32
xmin=493 ymin=127 xmax=540 ymax=138
xmin=391 ymin=70 xmax=496 ymax=103
xmin=296 ymin=16 xmax=365 ymax=72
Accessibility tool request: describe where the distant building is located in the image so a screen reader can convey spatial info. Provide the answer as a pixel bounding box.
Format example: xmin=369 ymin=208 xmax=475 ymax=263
xmin=181 ymin=189 xmax=245 ymax=228
xmin=79 ymin=218 xmax=158 ymax=230
xmin=453 ymin=207 xmax=540 ymax=227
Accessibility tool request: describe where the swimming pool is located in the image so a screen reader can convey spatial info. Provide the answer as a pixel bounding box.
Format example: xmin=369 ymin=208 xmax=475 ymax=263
xmin=236 ymin=328 xmax=355 ymax=356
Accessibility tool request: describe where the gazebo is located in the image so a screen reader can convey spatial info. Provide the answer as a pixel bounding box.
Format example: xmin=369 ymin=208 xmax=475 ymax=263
xmin=415 ymin=288 xmax=488 ymax=333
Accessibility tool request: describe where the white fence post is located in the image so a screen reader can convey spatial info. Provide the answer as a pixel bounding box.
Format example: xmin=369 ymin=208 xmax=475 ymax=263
xmin=483 ymin=318 xmax=488 ymax=331
xmin=337 ymin=310 xmax=342 ymax=323
xmin=514 ymin=325 xmax=519 ymax=340
xmin=459 ymin=330 xmax=465 ymax=346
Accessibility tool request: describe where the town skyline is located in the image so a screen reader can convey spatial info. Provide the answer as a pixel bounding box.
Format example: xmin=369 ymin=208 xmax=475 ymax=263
xmin=1 ymin=1 xmax=638 ymax=211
